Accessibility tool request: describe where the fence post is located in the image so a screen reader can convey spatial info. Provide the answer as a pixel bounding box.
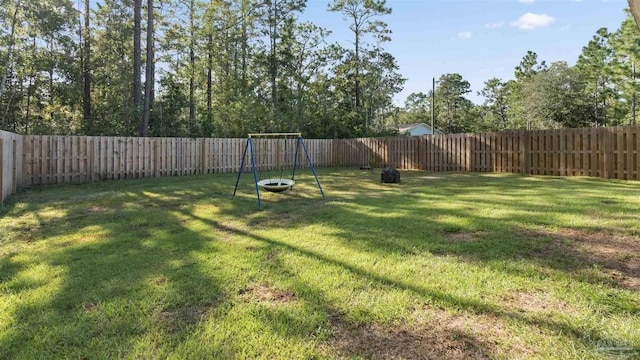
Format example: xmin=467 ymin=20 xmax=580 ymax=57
xmin=12 ymin=139 xmax=17 ymax=193
xmin=520 ymin=131 xmax=530 ymax=175
xmin=464 ymin=134 xmax=471 ymax=172
xmin=603 ymin=127 xmax=615 ymax=179
xmin=0 ymin=138 xmax=4 ymax=203
xmin=199 ymin=139 xmax=205 ymax=174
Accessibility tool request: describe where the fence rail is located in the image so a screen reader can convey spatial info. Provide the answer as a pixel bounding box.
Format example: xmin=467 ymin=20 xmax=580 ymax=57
xmin=1 ymin=126 xmax=639 ymax=202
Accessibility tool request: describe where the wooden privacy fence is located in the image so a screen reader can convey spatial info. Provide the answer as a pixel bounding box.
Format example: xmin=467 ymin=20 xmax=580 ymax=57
xmin=1 ymin=126 xmax=639 ymax=202
xmin=0 ymin=130 xmax=23 ymax=202
xmin=19 ymin=136 xmax=332 ymax=188
xmin=333 ymin=126 xmax=640 ymax=180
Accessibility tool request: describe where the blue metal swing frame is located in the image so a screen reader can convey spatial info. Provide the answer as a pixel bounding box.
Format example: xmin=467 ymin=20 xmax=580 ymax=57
xmin=232 ymin=133 xmax=325 ymax=208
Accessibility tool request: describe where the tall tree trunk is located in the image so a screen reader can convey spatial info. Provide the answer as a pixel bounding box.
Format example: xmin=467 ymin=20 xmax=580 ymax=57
xmin=189 ymin=0 xmax=196 ymax=135
xmin=49 ymin=37 xmax=54 ymax=105
xmin=2 ymin=86 xmax=16 ymax=128
xmin=25 ymin=77 xmax=33 ymax=134
xmin=207 ymin=32 xmax=213 ymax=129
xmin=270 ymin=0 xmax=278 ymax=122
xmin=83 ymin=0 xmax=92 ymax=134
xmin=141 ymin=0 xmax=153 ymax=137
xmin=134 ymin=0 xmax=142 ymax=132
xmin=206 ymin=0 xmax=214 ymax=124
xmin=150 ymin=31 xmax=155 ymax=120
xmin=593 ymin=83 xmax=599 ymax=126
xmin=241 ymin=0 xmax=248 ymax=94
xmin=602 ymin=80 xmax=607 ymax=127
xmin=354 ymin=28 xmax=360 ymax=109
xmin=0 ymin=1 xmax=20 ymax=98
xmin=25 ymin=36 xmax=36 ymax=134
xmin=633 ymin=62 xmax=637 ymax=126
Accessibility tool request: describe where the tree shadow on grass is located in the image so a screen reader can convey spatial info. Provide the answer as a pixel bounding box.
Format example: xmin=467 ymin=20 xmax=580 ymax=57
xmin=0 ymin=180 xmax=237 ymax=358
xmin=184 ymin=208 xmax=635 ymax=358
xmin=220 ymin=170 xmax=640 ymax=353
xmin=227 ymin=168 xmax=640 ymax=346
xmin=264 ymin=171 xmax=640 ymax=291
xmin=1 ymin=170 xmax=638 ymax=358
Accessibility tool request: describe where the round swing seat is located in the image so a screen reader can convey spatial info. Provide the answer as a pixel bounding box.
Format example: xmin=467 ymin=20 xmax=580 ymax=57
xmin=258 ymin=178 xmax=295 ymax=193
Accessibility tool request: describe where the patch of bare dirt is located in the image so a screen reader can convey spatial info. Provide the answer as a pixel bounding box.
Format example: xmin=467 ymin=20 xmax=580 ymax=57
xmin=444 ymin=231 xmax=488 ymax=243
xmin=266 ymin=249 xmax=280 ymax=261
xmin=88 ymin=206 xmax=109 ymax=212
xmin=156 ymin=302 xmax=217 ymax=333
xmin=322 ymin=306 xmax=526 ymax=360
xmin=218 ymin=222 xmax=234 ymax=241
xmin=418 ymin=306 xmax=536 ymax=358
xmin=239 ymin=283 xmax=297 ymax=304
xmin=250 ymin=212 xmax=303 ymax=229
xmin=500 ymin=290 xmax=576 ymax=315
xmin=83 ymin=302 xmax=98 ymax=313
xmin=523 ymin=228 xmax=640 ymax=290
xmin=564 ymin=229 xmax=640 ymax=291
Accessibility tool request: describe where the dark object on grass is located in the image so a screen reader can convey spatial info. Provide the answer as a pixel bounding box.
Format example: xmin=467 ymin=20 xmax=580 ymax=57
xmin=381 ymin=167 xmax=400 ymax=183
xmin=360 ymin=165 xmax=371 ymax=170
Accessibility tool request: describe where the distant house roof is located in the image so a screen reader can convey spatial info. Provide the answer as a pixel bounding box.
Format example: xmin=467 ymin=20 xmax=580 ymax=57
xmin=393 ymin=123 xmax=444 ymax=135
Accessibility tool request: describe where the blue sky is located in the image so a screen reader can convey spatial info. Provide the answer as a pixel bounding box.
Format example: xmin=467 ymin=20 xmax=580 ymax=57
xmin=301 ymin=0 xmax=628 ymax=105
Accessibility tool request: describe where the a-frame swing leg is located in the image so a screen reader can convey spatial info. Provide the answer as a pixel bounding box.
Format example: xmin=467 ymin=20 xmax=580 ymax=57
xmin=299 ymin=136 xmax=325 ymax=198
xmin=233 ymin=138 xmax=262 ymax=208
xmin=232 ymin=139 xmax=249 ymax=198
xmin=291 ymin=137 xmax=301 ymax=191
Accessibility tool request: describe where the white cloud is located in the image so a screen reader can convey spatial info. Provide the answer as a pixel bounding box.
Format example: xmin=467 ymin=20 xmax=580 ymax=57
xmin=510 ymin=13 xmax=555 ymax=30
xmin=485 ymin=21 xmax=504 ymax=29
xmin=519 ymin=0 xmax=535 ymax=3
xmin=457 ymin=31 xmax=472 ymax=39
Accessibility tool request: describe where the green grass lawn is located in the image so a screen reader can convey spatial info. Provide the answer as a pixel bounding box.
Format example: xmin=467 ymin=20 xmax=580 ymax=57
xmin=1 ymin=169 xmax=639 ymax=359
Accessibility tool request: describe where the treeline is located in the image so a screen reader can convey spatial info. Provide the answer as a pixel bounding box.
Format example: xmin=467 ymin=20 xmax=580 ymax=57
xmin=0 ymin=0 xmax=402 ymax=138
xmin=0 ymin=2 xmax=637 ymax=138
xmin=397 ymin=10 xmax=640 ymax=134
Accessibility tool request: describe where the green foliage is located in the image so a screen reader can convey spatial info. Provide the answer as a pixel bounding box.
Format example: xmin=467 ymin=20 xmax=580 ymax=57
xmin=328 ymin=0 xmax=402 ymax=136
xmin=0 ymin=0 xmax=406 ymax=138
xmin=576 ymin=28 xmax=615 ymax=126
xmin=523 ymin=61 xmax=595 ymax=128
xmin=0 ymin=0 xmax=81 ymax=134
xmin=398 ymin=91 xmax=431 ymax=126
xmin=477 ymin=78 xmax=509 ymax=131
xmin=1 ymin=2 xmax=639 ymax=136
xmin=610 ymin=10 xmax=640 ymax=125
xmin=434 ymin=73 xmax=472 ymax=133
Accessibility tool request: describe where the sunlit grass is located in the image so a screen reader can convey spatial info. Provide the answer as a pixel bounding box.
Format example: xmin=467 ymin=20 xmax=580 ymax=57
xmin=1 ymin=169 xmax=639 ymax=359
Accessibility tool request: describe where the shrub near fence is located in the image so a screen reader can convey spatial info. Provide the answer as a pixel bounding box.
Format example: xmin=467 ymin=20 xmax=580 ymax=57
xmin=1 ymin=126 xmax=639 ymax=202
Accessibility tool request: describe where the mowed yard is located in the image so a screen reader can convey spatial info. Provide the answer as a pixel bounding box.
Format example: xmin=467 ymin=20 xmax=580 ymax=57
xmin=0 ymin=169 xmax=639 ymax=359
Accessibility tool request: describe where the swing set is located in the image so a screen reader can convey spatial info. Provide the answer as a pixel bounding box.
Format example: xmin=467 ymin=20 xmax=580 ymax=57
xmin=232 ymin=133 xmax=325 ymax=208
